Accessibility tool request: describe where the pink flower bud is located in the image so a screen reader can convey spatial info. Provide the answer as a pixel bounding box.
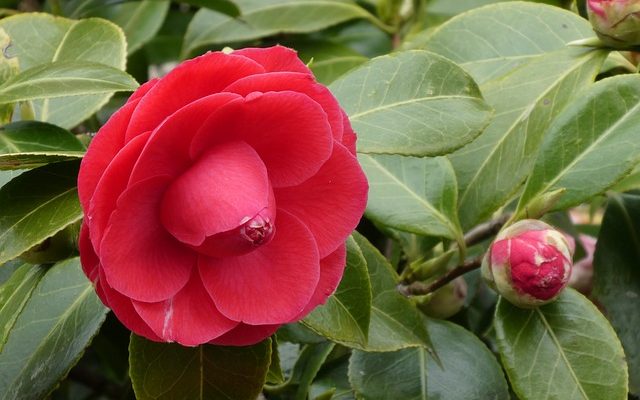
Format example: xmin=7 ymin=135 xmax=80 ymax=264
xmin=588 ymin=0 xmax=640 ymax=48
xmin=482 ymin=220 xmax=573 ymax=308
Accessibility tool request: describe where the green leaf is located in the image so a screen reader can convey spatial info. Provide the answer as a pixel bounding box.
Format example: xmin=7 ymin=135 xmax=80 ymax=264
xmin=92 ymin=0 xmax=170 ymax=55
xmin=0 ymin=258 xmax=108 ymax=400
xmin=267 ymin=339 xmax=285 ymax=384
xmin=611 ymin=163 xmax=640 ymax=192
xmin=422 ymin=2 xmax=606 ymax=228
xmin=0 ymin=61 xmax=138 ymax=105
xmin=310 ymin=359 xmax=354 ymax=400
xmin=352 ymin=232 xmax=431 ymax=351
xmin=349 ymin=319 xmax=509 ymax=400
xmin=129 ymin=335 xmax=272 ymax=400
xmin=494 ymin=289 xmax=628 ymax=400
xmin=291 ymin=342 xmax=336 ymax=400
xmin=183 ymin=0 xmax=383 ymax=56
xmin=296 ymin=41 xmax=368 ymax=84
xmin=519 ymin=75 xmax=640 ymax=214
xmin=0 ymin=28 xmax=18 ymax=124
xmin=360 ymin=154 xmax=461 ymax=241
xmin=330 ymin=50 xmax=492 ymax=156
xmin=0 ymin=14 xmax=128 ymax=128
xmin=177 ymin=0 xmax=240 ymax=16
xmin=0 ymin=263 xmax=45 ymax=352
xmin=303 ymin=236 xmax=371 ymax=348
xmin=0 ymin=121 xmax=85 ymax=170
xmin=593 ymin=194 xmax=640 ymax=394
xmin=0 ymin=161 xmax=82 ymax=265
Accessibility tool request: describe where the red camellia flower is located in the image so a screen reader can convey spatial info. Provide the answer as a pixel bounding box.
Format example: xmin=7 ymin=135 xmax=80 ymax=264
xmin=481 ymin=220 xmax=573 ymax=308
xmin=78 ymin=46 xmax=368 ymax=347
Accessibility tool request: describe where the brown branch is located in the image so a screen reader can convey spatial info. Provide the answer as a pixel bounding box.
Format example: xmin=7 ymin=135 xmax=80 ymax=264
xmin=463 ymin=213 xmax=511 ymax=247
xmin=398 ymin=258 xmax=482 ymax=296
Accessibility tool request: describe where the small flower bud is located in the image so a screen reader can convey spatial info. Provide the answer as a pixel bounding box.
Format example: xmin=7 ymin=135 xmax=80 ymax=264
xmin=482 ymin=220 xmax=573 ymax=308
xmin=587 ymin=0 xmax=640 ymax=48
xmin=417 ymin=277 xmax=467 ymax=319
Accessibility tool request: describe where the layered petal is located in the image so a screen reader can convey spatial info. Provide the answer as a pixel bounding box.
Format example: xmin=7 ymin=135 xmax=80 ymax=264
xmin=128 ymin=93 xmax=242 ymax=185
xmin=341 ymin=110 xmax=357 ymax=155
xmin=99 ymin=269 xmax=162 ymax=342
xmin=78 ymin=99 xmax=138 ymax=211
xmin=126 ymin=52 xmax=265 ymax=140
xmin=199 ymin=211 xmax=320 ymax=324
xmin=133 ymin=273 xmax=238 ymax=346
xmin=79 ymin=222 xmax=99 ymax=283
xmin=190 ymin=91 xmax=333 ymax=187
xmin=88 ymin=131 xmax=151 ymax=252
xmin=224 ymin=72 xmax=343 ymax=141
xmin=294 ymin=243 xmax=346 ymax=320
xmin=233 ymin=46 xmax=310 ymax=74
xmin=126 ymin=78 xmax=158 ymax=104
xmin=100 ymin=176 xmax=195 ymax=302
xmin=275 ymin=143 xmax=368 ymax=257
xmin=160 ymin=141 xmax=274 ymax=246
xmin=208 ymin=323 xmax=280 ymax=347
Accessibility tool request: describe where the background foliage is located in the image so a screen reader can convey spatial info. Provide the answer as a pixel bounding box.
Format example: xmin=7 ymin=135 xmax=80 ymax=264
xmin=0 ymin=0 xmax=638 ymax=399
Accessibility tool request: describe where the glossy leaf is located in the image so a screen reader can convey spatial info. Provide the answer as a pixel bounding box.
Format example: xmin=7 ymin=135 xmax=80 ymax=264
xmin=0 ymin=161 xmax=82 ymax=265
xmin=612 ymin=163 xmax=640 ymax=192
xmin=0 ymin=121 xmax=85 ymax=170
xmin=0 ymin=61 xmax=138 ymax=105
xmin=290 ymin=342 xmax=336 ymax=400
xmin=360 ymin=154 xmax=461 ymax=241
xmin=331 ymin=50 xmax=493 ymax=156
xmin=92 ymin=0 xmax=170 ymax=55
xmin=350 ymin=319 xmax=509 ymax=400
xmin=495 ymin=289 xmax=628 ymax=400
xmin=351 ymin=232 xmax=431 ymax=351
xmin=177 ymin=0 xmax=240 ymax=16
xmin=0 ymin=258 xmax=108 ymax=399
xmin=129 ymin=336 xmax=272 ymax=400
xmin=422 ymin=2 xmax=606 ymax=228
xmin=183 ymin=0 xmax=381 ymax=56
xmin=519 ymin=75 xmax=640 ymax=213
xmin=296 ymin=41 xmax=367 ymax=84
xmin=593 ymin=194 xmax=640 ymax=394
xmin=0 ymin=28 xmax=18 ymax=124
xmin=0 ymin=14 xmax=128 ymax=128
xmin=0 ymin=263 xmax=45 ymax=352
xmin=303 ymin=236 xmax=372 ymax=348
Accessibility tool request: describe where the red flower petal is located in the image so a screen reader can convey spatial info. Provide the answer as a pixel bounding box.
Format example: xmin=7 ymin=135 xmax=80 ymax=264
xmin=128 ymin=93 xmax=242 ymax=185
xmin=199 ymin=211 xmax=320 ymax=324
xmin=125 ymin=52 xmax=265 ymax=141
xmin=208 ymin=323 xmax=280 ymax=347
xmin=341 ymin=110 xmax=357 ymax=155
xmin=99 ymin=269 xmax=162 ymax=342
xmin=126 ymin=78 xmax=158 ymax=104
xmin=190 ymin=91 xmax=333 ymax=187
xmin=224 ymin=72 xmax=343 ymax=141
xmin=233 ymin=46 xmax=310 ymax=74
xmin=160 ymin=141 xmax=273 ymax=246
xmin=79 ymin=222 xmax=99 ymax=283
xmin=100 ymin=176 xmax=194 ymax=302
xmin=78 ymin=99 xmax=137 ymax=211
xmin=88 ymin=131 xmax=150 ymax=252
xmin=133 ymin=273 xmax=239 ymax=346
xmin=275 ymin=143 xmax=368 ymax=257
xmin=292 ymin=243 xmax=346 ymax=320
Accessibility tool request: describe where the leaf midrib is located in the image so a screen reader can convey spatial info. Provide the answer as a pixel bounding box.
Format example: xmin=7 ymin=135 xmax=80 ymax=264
xmin=458 ymin=50 xmax=601 ymax=208
xmin=191 ymin=1 xmax=370 ymax=47
xmin=528 ymin=89 xmax=640 ymax=204
xmin=363 ymin=155 xmax=457 ymax=238
xmin=0 ymin=187 xmax=78 ymax=256
xmin=1 ymin=284 xmax=94 ymax=399
xmin=534 ymin=308 xmax=589 ymax=400
xmin=349 ymin=95 xmax=482 ymax=120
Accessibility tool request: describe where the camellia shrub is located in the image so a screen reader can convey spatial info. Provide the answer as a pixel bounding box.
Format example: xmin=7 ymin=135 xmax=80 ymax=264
xmin=0 ymin=0 xmax=638 ymax=399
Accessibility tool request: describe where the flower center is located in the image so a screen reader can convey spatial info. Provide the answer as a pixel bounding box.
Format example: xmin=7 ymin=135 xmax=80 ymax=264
xmin=239 ymin=214 xmax=274 ymax=245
